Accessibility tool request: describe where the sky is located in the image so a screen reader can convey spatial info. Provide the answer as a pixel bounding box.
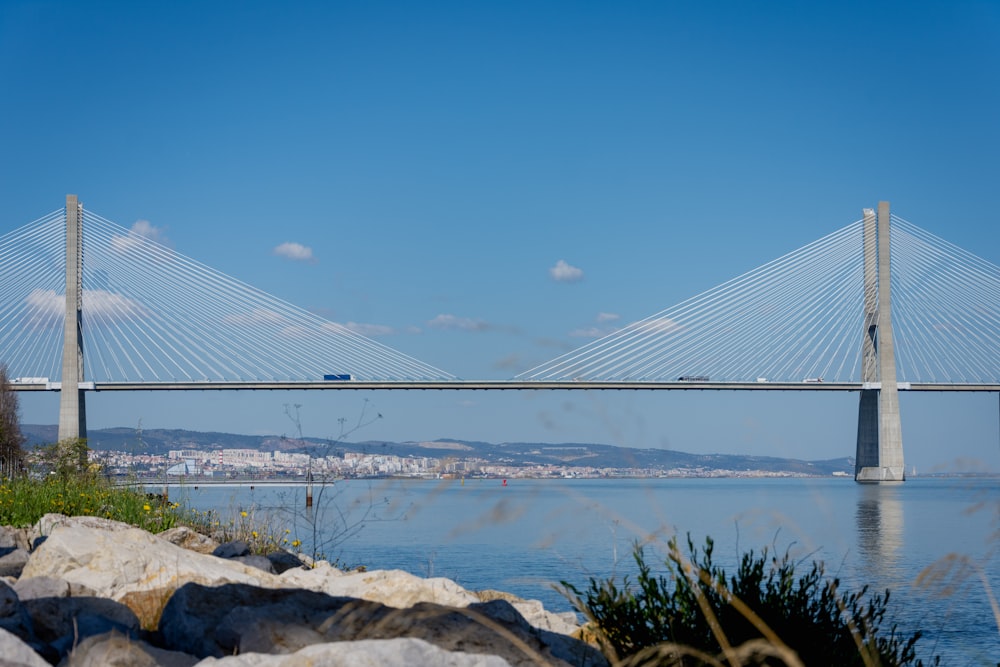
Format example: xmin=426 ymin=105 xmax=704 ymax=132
xmin=1 ymin=1 xmax=999 ymax=473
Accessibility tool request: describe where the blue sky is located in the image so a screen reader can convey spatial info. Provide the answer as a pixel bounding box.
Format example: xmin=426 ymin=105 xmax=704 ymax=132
xmin=2 ymin=1 xmax=998 ymax=472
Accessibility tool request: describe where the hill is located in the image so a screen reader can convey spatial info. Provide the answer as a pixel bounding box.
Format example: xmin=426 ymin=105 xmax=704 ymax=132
xmin=21 ymin=424 xmax=853 ymax=476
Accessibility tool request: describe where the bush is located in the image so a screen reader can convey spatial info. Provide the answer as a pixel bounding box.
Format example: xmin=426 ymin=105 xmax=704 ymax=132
xmin=179 ymin=503 xmax=300 ymax=556
xmin=0 ymin=471 xmax=303 ymax=555
xmin=0 ymin=364 xmax=26 ymax=478
xmin=35 ymin=438 xmax=92 ymax=480
xmin=0 ymin=473 xmax=183 ymax=534
xmin=562 ymin=535 xmax=938 ymax=667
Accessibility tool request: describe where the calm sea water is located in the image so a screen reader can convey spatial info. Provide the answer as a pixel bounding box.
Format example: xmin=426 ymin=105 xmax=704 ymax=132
xmin=170 ymin=477 xmax=999 ymax=665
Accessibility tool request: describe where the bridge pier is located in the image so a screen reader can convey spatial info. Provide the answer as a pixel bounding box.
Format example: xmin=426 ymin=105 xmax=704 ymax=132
xmin=57 ymin=194 xmax=87 ymax=443
xmin=855 ymin=202 xmax=905 ymax=482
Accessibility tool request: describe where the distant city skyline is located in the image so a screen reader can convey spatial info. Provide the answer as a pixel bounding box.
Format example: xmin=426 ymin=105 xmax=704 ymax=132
xmin=2 ymin=2 xmax=998 ymax=473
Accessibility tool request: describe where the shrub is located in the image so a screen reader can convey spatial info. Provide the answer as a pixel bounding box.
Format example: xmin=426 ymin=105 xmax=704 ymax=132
xmin=562 ymin=535 xmax=938 ymax=667
xmin=179 ymin=503 xmax=296 ymax=556
xmin=35 ymin=438 xmax=92 ymax=480
xmin=0 ymin=364 xmax=26 ymax=478
xmin=0 ymin=472 xmax=183 ymax=533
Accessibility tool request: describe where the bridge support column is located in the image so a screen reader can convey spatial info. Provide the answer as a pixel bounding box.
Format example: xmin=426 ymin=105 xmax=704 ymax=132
xmin=57 ymin=194 xmax=87 ymax=443
xmin=855 ymin=201 xmax=904 ymax=482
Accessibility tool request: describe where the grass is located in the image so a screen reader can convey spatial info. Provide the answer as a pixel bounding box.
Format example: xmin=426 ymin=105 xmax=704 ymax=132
xmin=0 ymin=473 xmax=304 ymax=557
xmin=0 ymin=471 xmax=316 ymax=634
xmin=0 ymin=473 xmax=183 ymax=533
xmin=179 ymin=502 xmax=306 ymax=557
xmin=562 ymin=535 xmax=940 ymax=667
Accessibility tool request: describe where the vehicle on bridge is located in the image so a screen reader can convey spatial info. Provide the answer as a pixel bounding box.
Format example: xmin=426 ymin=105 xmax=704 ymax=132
xmin=323 ymin=374 xmax=354 ymax=381
xmin=802 ymin=377 xmax=824 ymax=383
xmin=678 ymin=375 xmax=710 ymax=381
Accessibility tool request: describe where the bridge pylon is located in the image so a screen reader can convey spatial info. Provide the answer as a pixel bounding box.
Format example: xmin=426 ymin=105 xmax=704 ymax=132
xmin=57 ymin=194 xmax=87 ymax=443
xmin=855 ymin=201 xmax=904 ymax=482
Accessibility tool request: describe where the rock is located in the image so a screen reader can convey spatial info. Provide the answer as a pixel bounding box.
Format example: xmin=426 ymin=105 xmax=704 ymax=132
xmin=22 ymin=596 xmax=139 ymax=646
xmin=34 ymin=513 xmax=132 ymax=537
xmin=0 ymin=548 xmax=30 ymax=579
xmin=1 ymin=520 xmax=595 ymax=666
xmin=194 ymin=637 xmax=513 ymax=666
xmin=232 ymin=555 xmax=276 ymax=574
xmin=19 ymin=523 xmax=283 ymax=598
xmin=504 ymin=598 xmax=580 ymax=636
xmin=277 ymin=564 xmax=581 ymax=634
xmin=279 ymin=562 xmax=480 ymax=608
xmin=61 ymin=630 xmax=199 ymax=667
xmin=0 ymin=626 xmax=49 ymax=667
xmin=475 ymin=589 xmax=522 ymax=603
xmin=158 ymin=582 xmax=378 ymax=658
xmin=13 ymin=576 xmax=70 ymax=601
xmin=0 ymin=525 xmax=32 ymax=553
xmin=265 ymin=550 xmax=305 ymax=574
xmin=212 ymin=541 xmax=250 ymax=558
xmin=118 ymin=587 xmax=178 ymax=631
xmin=156 ymin=526 xmax=219 ymax=554
xmin=0 ymin=579 xmax=34 ymax=643
xmin=159 ymin=582 xmax=602 ymax=667
xmin=18 ymin=522 xmax=284 ymax=628
xmin=476 ymin=590 xmax=580 ymax=636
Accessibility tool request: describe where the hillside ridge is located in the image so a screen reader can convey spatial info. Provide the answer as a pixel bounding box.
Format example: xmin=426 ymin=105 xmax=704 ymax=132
xmin=21 ymin=424 xmax=853 ymax=476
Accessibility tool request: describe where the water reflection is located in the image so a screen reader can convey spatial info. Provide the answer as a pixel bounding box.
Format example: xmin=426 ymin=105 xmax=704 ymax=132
xmin=855 ymin=484 xmax=904 ymax=585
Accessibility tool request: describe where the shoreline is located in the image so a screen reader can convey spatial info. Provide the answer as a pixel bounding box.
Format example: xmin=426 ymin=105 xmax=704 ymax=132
xmin=131 ymin=470 xmax=1000 ymax=488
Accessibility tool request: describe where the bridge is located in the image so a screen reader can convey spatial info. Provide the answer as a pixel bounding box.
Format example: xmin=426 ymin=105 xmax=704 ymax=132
xmin=2 ymin=197 xmax=999 ymax=482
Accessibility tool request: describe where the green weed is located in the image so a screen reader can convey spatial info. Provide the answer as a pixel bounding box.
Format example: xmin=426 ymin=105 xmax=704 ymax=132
xmin=562 ymin=535 xmax=939 ymax=667
xmin=0 ymin=473 xmax=182 ymax=533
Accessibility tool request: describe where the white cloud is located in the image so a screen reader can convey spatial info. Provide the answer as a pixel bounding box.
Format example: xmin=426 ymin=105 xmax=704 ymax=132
xmin=569 ymin=314 xmax=677 ymax=339
xmin=344 ymin=322 xmax=394 ymax=337
xmin=131 ymin=220 xmax=169 ymax=244
xmin=273 ymin=242 xmax=315 ymax=263
xmin=568 ymin=312 xmax=623 ymax=338
xmin=24 ymin=288 xmax=148 ymax=326
xmin=319 ymin=321 xmax=403 ymax=337
xmin=222 ymin=308 xmax=287 ymax=327
xmin=320 ymin=321 xmax=350 ymax=335
xmin=493 ymin=354 xmax=522 ymax=370
xmin=24 ymin=289 xmax=63 ymax=321
xmin=635 ymin=317 xmax=683 ymax=334
xmin=278 ymin=325 xmax=312 ymax=339
xmin=428 ymin=314 xmax=491 ymax=332
xmin=220 ymin=314 xmax=395 ymax=338
xmin=549 ymin=259 xmax=584 ymax=282
xmin=569 ymin=326 xmax=610 ymax=338
xmin=85 ymin=289 xmax=149 ymax=319
xmin=111 ymin=220 xmax=172 ymax=254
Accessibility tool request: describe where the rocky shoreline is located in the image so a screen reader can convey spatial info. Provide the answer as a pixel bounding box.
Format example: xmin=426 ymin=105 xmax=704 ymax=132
xmin=0 ymin=514 xmax=606 ymax=666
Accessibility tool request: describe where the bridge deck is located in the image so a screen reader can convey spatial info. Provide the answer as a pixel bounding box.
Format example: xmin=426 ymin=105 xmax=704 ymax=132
xmin=10 ymin=380 xmax=1000 ymax=392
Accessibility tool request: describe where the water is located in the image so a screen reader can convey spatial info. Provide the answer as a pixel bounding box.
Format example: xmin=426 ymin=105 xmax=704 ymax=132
xmin=170 ymin=477 xmax=1000 ymax=665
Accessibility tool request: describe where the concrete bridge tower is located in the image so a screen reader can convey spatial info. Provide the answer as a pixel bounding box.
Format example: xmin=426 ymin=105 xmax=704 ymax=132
xmin=855 ymin=201 xmax=905 ymax=482
xmin=57 ymin=194 xmax=87 ymax=442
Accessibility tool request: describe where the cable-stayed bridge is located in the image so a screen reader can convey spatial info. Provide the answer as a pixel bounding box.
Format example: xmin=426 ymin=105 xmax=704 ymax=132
xmin=1 ymin=197 xmax=998 ymax=482
xmin=517 ymin=211 xmax=1000 ymax=389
